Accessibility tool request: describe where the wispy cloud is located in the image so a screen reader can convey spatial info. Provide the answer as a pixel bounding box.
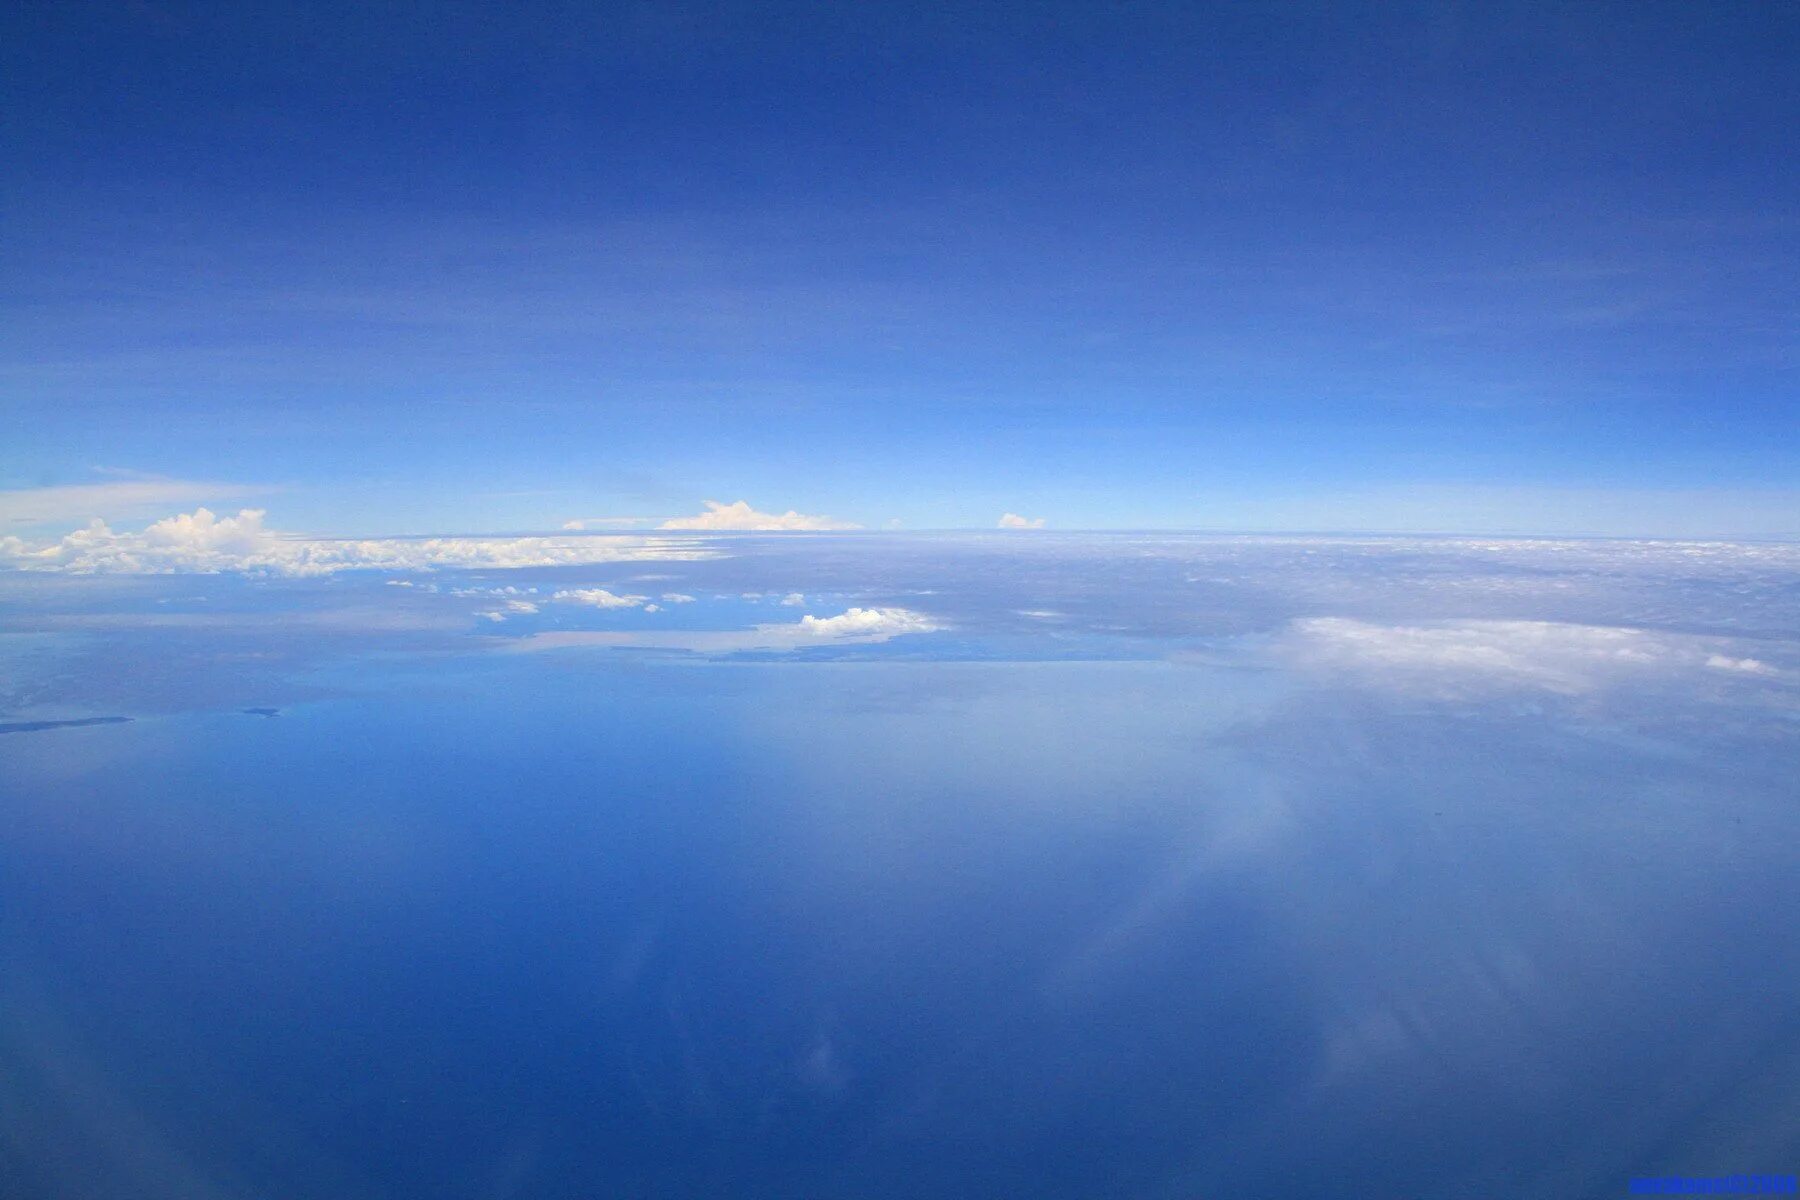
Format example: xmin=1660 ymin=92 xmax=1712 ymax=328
xmin=509 ymin=606 xmax=939 ymax=654
xmin=660 ymin=500 xmax=860 ymax=532
xmin=0 ymin=476 xmax=266 ymax=528
xmin=561 ymin=517 xmax=661 ymax=530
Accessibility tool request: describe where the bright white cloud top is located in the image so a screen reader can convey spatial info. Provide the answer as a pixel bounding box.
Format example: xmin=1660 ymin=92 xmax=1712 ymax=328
xmin=659 ymin=500 xmax=861 ymax=531
xmin=795 ymin=607 xmax=937 ymax=638
xmin=998 ymin=513 xmax=1046 ymax=529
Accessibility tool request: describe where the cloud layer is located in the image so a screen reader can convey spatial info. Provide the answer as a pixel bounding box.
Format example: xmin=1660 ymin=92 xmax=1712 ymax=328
xmin=998 ymin=513 xmax=1046 ymax=529
xmin=1280 ymin=617 xmax=1785 ymax=695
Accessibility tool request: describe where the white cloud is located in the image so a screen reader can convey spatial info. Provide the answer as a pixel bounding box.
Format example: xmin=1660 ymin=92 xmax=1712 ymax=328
xmin=660 ymin=592 xmax=697 ymax=603
xmin=509 ymin=606 xmax=940 ymax=654
xmin=659 ymin=500 xmax=860 ymax=531
xmin=796 ymin=606 xmax=938 ymax=638
xmin=1706 ymin=654 xmax=1777 ymax=675
xmin=999 ymin=513 xmax=1046 ymax=529
xmin=779 ymin=592 xmax=806 ymax=606
xmin=472 ymin=597 xmax=542 ymax=622
xmin=552 ymin=587 xmax=649 ymax=609
xmin=0 ymin=477 xmax=264 ymax=528
xmin=0 ymin=508 xmax=721 ymax=575
xmin=1280 ymin=617 xmax=1787 ymax=695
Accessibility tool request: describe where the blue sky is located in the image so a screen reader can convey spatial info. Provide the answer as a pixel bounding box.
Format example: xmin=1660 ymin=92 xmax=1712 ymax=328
xmin=3 ymin=2 xmax=1796 ymax=536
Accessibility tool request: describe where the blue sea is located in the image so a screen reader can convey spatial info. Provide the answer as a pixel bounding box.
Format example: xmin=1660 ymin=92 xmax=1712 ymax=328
xmin=3 ymin=534 xmax=1797 ymax=1198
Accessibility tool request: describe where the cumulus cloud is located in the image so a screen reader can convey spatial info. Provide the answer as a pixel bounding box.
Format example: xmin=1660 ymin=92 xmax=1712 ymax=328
xmin=999 ymin=513 xmax=1046 ymax=529
xmin=0 ymin=508 xmax=720 ymax=575
xmin=659 ymin=500 xmax=860 ymax=532
xmin=510 ymin=606 xmax=940 ymax=655
xmin=660 ymin=592 xmax=697 ymax=603
xmin=552 ymin=587 xmax=648 ymax=609
xmin=1279 ymin=617 xmax=1786 ymax=695
xmin=779 ymin=592 xmax=806 ymax=606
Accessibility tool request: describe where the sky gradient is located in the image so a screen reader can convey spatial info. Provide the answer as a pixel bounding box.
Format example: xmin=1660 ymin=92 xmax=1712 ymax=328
xmin=3 ymin=2 xmax=1796 ymax=536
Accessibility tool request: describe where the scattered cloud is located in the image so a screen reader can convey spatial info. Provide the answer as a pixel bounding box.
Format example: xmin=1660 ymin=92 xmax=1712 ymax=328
xmin=449 ymin=585 xmax=537 ymax=598
xmin=999 ymin=513 xmax=1046 ymax=529
xmin=0 ymin=508 xmax=720 ymax=575
xmin=660 ymin=500 xmax=860 ymax=532
xmin=661 ymin=592 xmax=697 ymax=603
xmin=470 ymin=596 xmax=543 ymax=622
xmin=779 ymin=592 xmax=806 ymax=606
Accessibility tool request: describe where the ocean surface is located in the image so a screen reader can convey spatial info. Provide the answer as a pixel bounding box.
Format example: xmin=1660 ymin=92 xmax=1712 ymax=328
xmin=3 ymin=533 xmax=1797 ymax=1198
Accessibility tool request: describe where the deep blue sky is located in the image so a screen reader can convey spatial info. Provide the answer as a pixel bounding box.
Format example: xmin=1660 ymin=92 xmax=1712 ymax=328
xmin=3 ymin=1 xmax=1796 ymax=535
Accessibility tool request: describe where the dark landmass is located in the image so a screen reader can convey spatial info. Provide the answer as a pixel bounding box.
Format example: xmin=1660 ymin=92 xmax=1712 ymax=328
xmin=0 ymin=716 xmax=133 ymax=735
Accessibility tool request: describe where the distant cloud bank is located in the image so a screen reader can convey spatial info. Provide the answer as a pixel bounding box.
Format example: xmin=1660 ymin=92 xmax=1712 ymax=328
xmin=0 ymin=508 xmax=718 ymax=575
xmin=998 ymin=513 xmax=1046 ymax=529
